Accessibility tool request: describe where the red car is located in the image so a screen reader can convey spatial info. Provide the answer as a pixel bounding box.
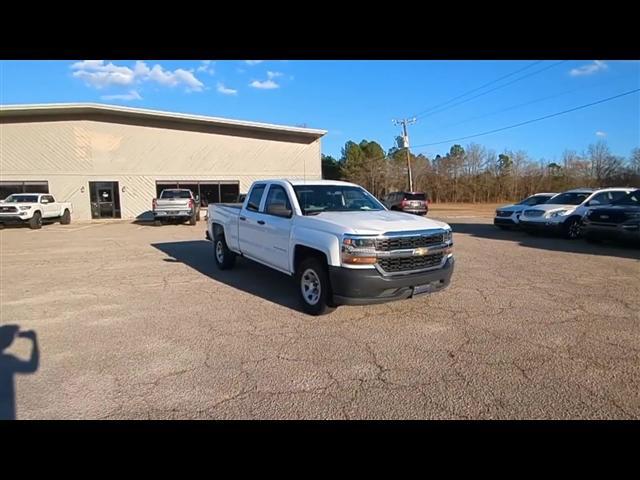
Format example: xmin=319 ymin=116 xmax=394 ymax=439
xmin=382 ymin=191 xmax=429 ymax=216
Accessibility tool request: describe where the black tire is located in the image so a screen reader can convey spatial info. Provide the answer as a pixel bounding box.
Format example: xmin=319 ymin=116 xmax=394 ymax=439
xmin=296 ymin=257 xmax=335 ymax=316
xmin=563 ymin=217 xmax=582 ymax=240
xmin=154 ymin=219 xmax=162 ymax=227
xmin=189 ymin=214 xmax=197 ymax=225
xmin=196 ymin=210 xmax=201 ymax=222
xmin=213 ymin=232 xmax=236 ymax=270
xmin=60 ymin=209 xmax=71 ymax=225
xmin=29 ymin=211 xmax=42 ymax=230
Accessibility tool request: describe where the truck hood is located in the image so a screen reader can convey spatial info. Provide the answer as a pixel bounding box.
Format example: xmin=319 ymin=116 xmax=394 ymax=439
xmin=0 ymin=201 xmax=38 ymax=207
xmin=524 ymin=204 xmax=577 ymax=214
xmin=496 ymin=203 xmax=525 ymax=212
xmin=299 ymin=210 xmax=450 ymax=235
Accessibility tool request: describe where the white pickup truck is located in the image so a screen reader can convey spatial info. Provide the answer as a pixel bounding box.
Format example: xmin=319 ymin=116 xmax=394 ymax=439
xmin=207 ymin=180 xmax=454 ymax=315
xmin=0 ymin=193 xmax=72 ymax=229
xmin=152 ymin=189 xmax=200 ymax=226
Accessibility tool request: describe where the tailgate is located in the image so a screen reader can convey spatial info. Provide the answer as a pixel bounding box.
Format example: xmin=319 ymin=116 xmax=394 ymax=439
xmin=155 ymin=199 xmax=192 ymax=212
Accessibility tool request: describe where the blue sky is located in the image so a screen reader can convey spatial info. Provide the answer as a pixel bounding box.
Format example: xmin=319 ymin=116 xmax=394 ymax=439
xmin=1 ymin=60 xmax=638 ymax=162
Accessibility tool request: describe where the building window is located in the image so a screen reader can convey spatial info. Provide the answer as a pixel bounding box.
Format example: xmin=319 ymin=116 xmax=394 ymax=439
xmin=155 ymin=181 xmax=239 ymax=207
xmin=0 ymin=181 xmax=49 ymax=200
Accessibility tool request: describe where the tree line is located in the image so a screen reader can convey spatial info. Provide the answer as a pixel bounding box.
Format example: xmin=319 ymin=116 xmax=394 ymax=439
xmin=322 ymin=140 xmax=640 ymax=203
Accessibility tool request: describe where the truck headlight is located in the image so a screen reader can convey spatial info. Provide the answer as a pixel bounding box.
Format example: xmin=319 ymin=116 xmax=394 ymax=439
xmin=18 ymin=206 xmax=32 ymax=211
xmin=443 ymin=229 xmax=453 ymax=243
xmin=341 ymin=235 xmax=377 ymax=265
xmin=548 ymin=209 xmax=570 ymax=218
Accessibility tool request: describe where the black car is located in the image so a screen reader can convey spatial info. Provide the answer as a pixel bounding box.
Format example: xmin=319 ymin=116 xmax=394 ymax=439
xmin=582 ymin=189 xmax=640 ymax=245
xmin=383 ymin=191 xmax=429 ymax=215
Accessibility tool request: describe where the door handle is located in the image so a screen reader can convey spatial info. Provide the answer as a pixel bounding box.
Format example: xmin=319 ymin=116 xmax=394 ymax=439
xmin=239 ymin=216 xmax=246 ymax=221
xmin=257 ymin=220 xmax=266 ymax=225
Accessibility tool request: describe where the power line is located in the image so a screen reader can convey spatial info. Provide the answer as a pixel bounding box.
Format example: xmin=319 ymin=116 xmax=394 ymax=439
xmin=409 ymin=88 xmax=640 ymax=150
xmin=410 ymin=61 xmax=543 ymax=119
xmin=415 ymin=60 xmax=568 ymax=120
xmin=434 ymin=71 xmax=640 ymax=132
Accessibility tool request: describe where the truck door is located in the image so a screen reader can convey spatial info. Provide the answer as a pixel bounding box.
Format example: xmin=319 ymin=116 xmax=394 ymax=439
xmin=238 ymin=183 xmax=267 ymax=261
xmin=258 ymin=184 xmax=293 ymax=272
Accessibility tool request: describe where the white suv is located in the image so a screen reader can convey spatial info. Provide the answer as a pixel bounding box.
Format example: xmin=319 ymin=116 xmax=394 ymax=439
xmin=519 ymin=187 xmax=634 ymax=239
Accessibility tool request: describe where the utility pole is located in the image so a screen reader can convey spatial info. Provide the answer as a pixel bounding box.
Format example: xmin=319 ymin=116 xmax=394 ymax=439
xmin=392 ymin=117 xmax=417 ymax=191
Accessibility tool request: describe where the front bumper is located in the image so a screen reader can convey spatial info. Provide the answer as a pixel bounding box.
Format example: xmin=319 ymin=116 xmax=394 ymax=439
xmin=519 ymin=219 xmax=564 ymax=233
xmin=583 ymin=222 xmax=640 ymax=243
xmin=329 ymin=255 xmax=454 ymax=305
xmin=0 ymin=215 xmax=29 ymax=224
xmin=493 ymin=217 xmax=517 ymax=226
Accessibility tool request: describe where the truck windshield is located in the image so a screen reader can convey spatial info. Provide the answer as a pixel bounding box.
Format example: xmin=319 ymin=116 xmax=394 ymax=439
xmin=293 ymin=185 xmax=385 ymax=215
xmin=546 ymin=192 xmax=590 ymax=205
xmin=4 ymin=195 xmax=39 ymax=203
xmin=161 ymin=190 xmax=191 ymax=199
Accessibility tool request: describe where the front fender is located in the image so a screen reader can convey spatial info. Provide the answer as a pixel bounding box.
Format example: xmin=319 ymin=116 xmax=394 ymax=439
xmin=290 ymin=226 xmax=342 ymax=268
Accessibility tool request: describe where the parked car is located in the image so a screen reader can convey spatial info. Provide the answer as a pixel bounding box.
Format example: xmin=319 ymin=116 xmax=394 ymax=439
xmin=493 ymin=193 xmax=557 ymax=229
xmin=518 ymin=187 xmax=634 ymax=239
xmin=582 ymin=189 xmax=640 ymax=245
xmin=152 ymin=189 xmax=200 ymax=225
xmin=383 ymin=191 xmax=429 ymax=215
xmin=0 ymin=193 xmax=72 ymax=229
xmin=207 ymin=180 xmax=454 ymax=315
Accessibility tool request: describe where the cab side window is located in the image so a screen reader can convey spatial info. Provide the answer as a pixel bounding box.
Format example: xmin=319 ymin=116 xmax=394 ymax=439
xmin=246 ymin=184 xmax=266 ymax=212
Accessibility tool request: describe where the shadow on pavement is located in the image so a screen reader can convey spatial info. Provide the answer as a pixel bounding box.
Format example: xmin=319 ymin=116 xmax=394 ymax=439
xmin=0 ymin=325 xmax=39 ymax=420
xmin=151 ymin=240 xmax=303 ymax=312
xmin=448 ymin=221 xmax=640 ymax=260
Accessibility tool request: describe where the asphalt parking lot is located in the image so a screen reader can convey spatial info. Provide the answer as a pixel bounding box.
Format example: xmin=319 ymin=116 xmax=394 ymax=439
xmin=1 ymin=210 xmax=639 ymax=419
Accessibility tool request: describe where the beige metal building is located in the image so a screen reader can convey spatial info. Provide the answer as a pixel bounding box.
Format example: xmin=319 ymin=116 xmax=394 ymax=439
xmin=0 ymin=103 xmax=325 ymax=221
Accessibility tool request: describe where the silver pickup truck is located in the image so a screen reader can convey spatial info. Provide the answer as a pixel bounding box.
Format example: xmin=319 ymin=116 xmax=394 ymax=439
xmin=152 ymin=189 xmax=200 ymax=225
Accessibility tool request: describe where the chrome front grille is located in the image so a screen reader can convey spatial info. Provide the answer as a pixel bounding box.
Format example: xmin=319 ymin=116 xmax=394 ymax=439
xmin=523 ymin=209 xmax=544 ymax=218
xmin=377 ymin=252 xmax=445 ymax=274
xmin=0 ymin=206 xmax=18 ymax=213
xmin=496 ymin=210 xmax=513 ymax=217
xmin=375 ymin=233 xmax=444 ymax=251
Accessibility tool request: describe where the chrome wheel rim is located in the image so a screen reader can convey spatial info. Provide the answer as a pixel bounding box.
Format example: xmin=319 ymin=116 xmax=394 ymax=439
xmin=215 ymin=240 xmax=225 ymax=263
xmin=301 ymin=268 xmax=321 ymax=305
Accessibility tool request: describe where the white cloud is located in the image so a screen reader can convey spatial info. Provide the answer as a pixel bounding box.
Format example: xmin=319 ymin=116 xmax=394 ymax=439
xmin=570 ymin=60 xmax=608 ymax=77
xmin=217 ymin=82 xmax=237 ymax=95
xmin=245 ymin=60 xmax=264 ymax=65
xmin=71 ymin=60 xmax=204 ymax=92
xmin=197 ymin=60 xmax=215 ymax=75
xmin=71 ymin=60 xmax=135 ymax=88
xmin=249 ymin=79 xmax=279 ymax=89
xmin=595 ymin=131 xmax=607 ymax=137
xmin=100 ymin=90 xmax=142 ymax=101
xmin=267 ymin=71 xmax=283 ymax=79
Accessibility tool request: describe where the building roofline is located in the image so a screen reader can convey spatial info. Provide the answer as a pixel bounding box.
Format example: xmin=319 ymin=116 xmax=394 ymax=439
xmin=0 ymin=103 xmax=327 ymax=139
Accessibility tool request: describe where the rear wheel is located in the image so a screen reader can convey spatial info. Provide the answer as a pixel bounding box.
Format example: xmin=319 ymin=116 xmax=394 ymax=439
xmin=189 ymin=213 xmax=197 ymax=225
xmin=29 ymin=211 xmax=42 ymax=230
xmin=213 ymin=232 xmax=236 ymax=270
xmin=296 ymin=257 xmax=335 ymax=316
xmin=60 ymin=209 xmax=71 ymax=225
xmin=154 ymin=219 xmax=162 ymax=226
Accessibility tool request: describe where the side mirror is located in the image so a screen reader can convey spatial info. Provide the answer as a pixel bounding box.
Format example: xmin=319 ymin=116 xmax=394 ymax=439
xmin=587 ymin=200 xmax=599 ymax=206
xmin=195 ymin=195 xmax=200 ymax=202
xmin=267 ymin=204 xmax=292 ymax=218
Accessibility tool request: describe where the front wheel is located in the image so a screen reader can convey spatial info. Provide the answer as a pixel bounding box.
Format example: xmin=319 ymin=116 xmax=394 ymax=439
xmin=29 ymin=211 xmax=42 ymax=229
xmin=563 ymin=217 xmax=582 ymax=240
xmin=213 ymin=233 xmax=236 ymax=270
xmin=296 ymin=257 xmax=335 ymax=316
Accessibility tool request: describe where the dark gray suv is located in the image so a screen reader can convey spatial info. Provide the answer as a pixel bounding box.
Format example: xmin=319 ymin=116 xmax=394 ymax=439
xmin=383 ymin=191 xmax=429 ymax=215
